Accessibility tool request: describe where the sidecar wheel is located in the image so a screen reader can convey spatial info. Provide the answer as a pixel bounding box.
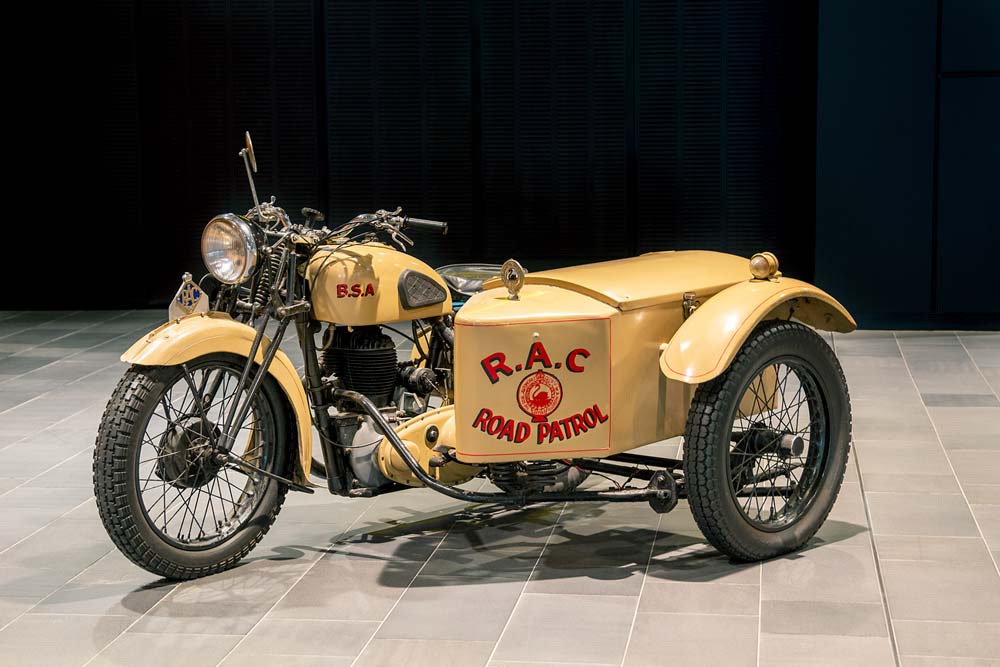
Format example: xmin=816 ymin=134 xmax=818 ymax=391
xmin=93 ymin=354 xmax=291 ymax=580
xmin=682 ymin=320 xmax=851 ymax=561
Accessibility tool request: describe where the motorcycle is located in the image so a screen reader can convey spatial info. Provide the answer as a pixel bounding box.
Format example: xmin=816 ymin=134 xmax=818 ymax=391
xmin=94 ymin=132 xmax=856 ymax=579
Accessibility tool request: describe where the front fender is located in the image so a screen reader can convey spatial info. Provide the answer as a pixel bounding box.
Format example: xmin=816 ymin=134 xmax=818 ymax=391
xmin=659 ymin=278 xmax=856 ymax=384
xmin=121 ymin=312 xmax=313 ymax=483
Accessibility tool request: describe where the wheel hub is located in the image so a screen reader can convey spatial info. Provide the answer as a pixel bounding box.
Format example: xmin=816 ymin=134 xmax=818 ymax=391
xmin=156 ymin=418 xmax=224 ymax=489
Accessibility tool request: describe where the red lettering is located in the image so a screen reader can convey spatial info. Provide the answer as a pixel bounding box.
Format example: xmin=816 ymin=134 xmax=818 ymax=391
xmin=514 ymin=422 xmax=530 ymax=443
xmin=566 ymin=348 xmax=590 ymax=373
xmin=472 ymin=408 xmax=492 ymax=430
xmin=337 ymin=284 xmax=348 ymax=297
xmin=592 ymin=404 xmax=609 ymax=423
xmin=524 ymin=341 xmax=553 ymax=370
xmin=481 ymin=352 xmax=514 ymax=384
xmin=582 ymin=409 xmax=597 ymax=428
xmin=537 ymin=422 xmax=549 ymax=445
xmin=350 ymin=284 xmax=361 ymax=297
xmin=498 ymin=419 xmax=515 ymax=441
xmin=364 ymin=283 xmax=375 ymax=296
xmin=486 ymin=415 xmax=504 ymax=435
xmin=570 ymin=414 xmax=586 ymax=435
xmin=549 ymin=420 xmax=564 ymax=442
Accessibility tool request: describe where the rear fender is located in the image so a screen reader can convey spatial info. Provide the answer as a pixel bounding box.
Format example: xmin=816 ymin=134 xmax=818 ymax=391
xmin=659 ymin=278 xmax=856 ymax=384
xmin=121 ymin=312 xmax=313 ymax=483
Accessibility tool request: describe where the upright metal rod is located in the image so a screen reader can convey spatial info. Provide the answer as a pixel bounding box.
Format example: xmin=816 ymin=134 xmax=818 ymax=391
xmin=295 ymin=315 xmax=349 ymax=494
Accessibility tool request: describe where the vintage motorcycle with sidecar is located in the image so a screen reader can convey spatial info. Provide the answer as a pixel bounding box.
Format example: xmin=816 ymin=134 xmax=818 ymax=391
xmin=94 ymin=133 xmax=856 ymax=579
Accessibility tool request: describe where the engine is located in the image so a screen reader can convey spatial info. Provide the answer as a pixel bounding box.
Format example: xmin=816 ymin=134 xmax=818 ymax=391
xmin=321 ymin=326 xmax=398 ymax=407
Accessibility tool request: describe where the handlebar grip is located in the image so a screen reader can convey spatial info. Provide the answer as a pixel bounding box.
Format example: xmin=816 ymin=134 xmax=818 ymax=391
xmin=404 ymin=217 xmax=449 ymax=235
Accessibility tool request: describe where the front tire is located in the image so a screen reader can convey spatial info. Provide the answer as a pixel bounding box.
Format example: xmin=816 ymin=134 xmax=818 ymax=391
xmin=683 ymin=320 xmax=851 ymax=561
xmin=93 ymin=353 xmax=291 ymax=580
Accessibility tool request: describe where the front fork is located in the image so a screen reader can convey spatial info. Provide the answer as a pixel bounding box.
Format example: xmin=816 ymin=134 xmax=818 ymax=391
xmin=294 ymin=315 xmax=352 ymax=494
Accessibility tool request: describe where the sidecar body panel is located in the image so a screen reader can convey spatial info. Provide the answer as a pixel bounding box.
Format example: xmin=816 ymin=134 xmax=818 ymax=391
xmin=121 ymin=312 xmax=313 ymax=483
xmin=660 ymin=277 xmax=856 ymax=384
xmin=482 ymin=250 xmax=749 ymax=311
xmin=454 ymin=283 xmax=695 ymax=463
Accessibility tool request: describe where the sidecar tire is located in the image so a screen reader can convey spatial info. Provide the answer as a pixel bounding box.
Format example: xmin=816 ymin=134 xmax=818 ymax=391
xmin=682 ymin=320 xmax=851 ymax=562
xmin=93 ymin=358 xmax=291 ymax=580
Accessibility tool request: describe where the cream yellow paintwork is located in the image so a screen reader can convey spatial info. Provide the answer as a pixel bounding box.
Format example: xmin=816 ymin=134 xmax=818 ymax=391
xmin=375 ymin=405 xmax=480 ymax=486
xmin=120 ymin=312 xmax=314 ymax=484
xmin=659 ymin=277 xmax=856 ymax=384
xmin=307 ymin=243 xmax=452 ymax=326
xmin=452 ymin=284 xmax=695 ymax=462
xmin=443 ymin=252 xmax=854 ymax=464
xmin=482 ymin=250 xmax=749 ymax=311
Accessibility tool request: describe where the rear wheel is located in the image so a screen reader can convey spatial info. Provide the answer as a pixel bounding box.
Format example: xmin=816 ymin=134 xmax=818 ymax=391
xmin=93 ymin=353 xmax=291 ymax=579
xmin=683 ymin=320 xmax=851 ymax=561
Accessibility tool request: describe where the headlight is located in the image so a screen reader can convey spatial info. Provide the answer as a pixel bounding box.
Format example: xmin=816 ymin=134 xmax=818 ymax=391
xmin=201 ymin=214 xmax=258 ymax=284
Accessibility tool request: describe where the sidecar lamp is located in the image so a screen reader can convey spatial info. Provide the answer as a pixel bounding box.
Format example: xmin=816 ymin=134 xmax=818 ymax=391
xmin=749 ymin=252 xmax=779 ymax=280
xmin=202 ymin=213 xmax=259 ymax=285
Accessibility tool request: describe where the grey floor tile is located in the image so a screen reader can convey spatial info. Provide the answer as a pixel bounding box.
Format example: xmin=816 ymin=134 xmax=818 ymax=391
xmin=761 ymin=600 xmax=887 ymax=637
xmin=856 ymin=440 xmax=956 ymax=476
xmin=355 ymin=638 xmax=495 ymax=667
xmin=894 ymin=620 xmax=1000 ymax=660
xmin=270 ymin=558 xmax=420 ymax=621
xmin=526 ymin=563 xmax=646 ymax=596
xmin=645 ymin=539 xmax=761 ymax=585
xmin=965 ymin=484 xmax=1000 ymax=504
xmin=639 ymin=579 xmax=758 ymax=616
xmin=758 ymin=633 xmax=895 ymax=666
xmin=922 ymin=393 xmax=1000 ymax=407
xmin=0 ymin=613 xmax=132 ymax=667
xmin=492 ymin=593 xmax=636 ymax=665
xmin=762 ymin=545 xmax=881 ymax=604
xmin=89 ymin=631 xmax=243 ymax=667
xmin=423 ymin=544 xmax=541 ymax=581
xmin=0 ymin=595 xmax=36 ymax=627
xmin=980 ymin=367 xmax=1000 ymax=395
xmin=376 ymin=578 xmax=524 ymax=641
xmin=31 ymin=580 xmax=172 ymax=618
xmin=228 ymin=618 xmax=379 ymax=659
xmin=862 ymin=472 xmax=963 ymax=494
xmin=491 ymin=663 xmax=618 ymax=667
xmin=0 ymin=565 xmax=82 ymax=598
xmin=928 ymin=407 xmax=1000 ymax=451
xmin=221 ymin=655 xmax=353 ymax=667
xmin=865 ymin=492 xmax=981 ymax=537
xmin=970 ymin=504 xmax=1000 ymax=551
xmin=948 ymin=450 xmax=1000 ymax=486
xmin=881 ymin=557 xmax=1000 ymax=622
xmin=624 ymin=612 xmax=758 ymax=667
xmin=875 ymin=535 xmax=996 ymax=564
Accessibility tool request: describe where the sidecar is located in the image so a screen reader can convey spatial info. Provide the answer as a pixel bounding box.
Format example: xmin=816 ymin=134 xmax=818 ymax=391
xmin=361 ymin=250 xmax=855 ymax=561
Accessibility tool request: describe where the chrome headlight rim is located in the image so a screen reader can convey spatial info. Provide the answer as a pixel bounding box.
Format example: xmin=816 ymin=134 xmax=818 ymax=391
xmin=201 ymin=213 xmax=259 ymax=285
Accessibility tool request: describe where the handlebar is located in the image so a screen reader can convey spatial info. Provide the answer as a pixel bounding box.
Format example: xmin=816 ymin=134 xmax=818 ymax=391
xmin=402 ymin=216 xmax=449 ymax=235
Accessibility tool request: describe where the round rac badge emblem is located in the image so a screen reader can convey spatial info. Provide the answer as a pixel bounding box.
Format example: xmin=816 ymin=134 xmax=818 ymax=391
xmin=516 ymin=370 xmax=563 ymax=422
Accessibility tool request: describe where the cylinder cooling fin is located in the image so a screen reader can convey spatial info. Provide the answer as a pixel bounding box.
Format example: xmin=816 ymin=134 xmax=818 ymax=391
xmin=321 ymin=326 xmax=398 ymax=407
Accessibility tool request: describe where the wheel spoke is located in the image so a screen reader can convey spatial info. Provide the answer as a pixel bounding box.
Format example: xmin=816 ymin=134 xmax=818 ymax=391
xmin=728 ymin=358 xmax=828 ymax=528
xmin=131 ymin=361 xmax=275 ymax=549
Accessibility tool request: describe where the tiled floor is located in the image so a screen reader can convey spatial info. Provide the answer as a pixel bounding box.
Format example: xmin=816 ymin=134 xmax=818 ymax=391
xmin=0 ymin=310 xmax=998 ymax=666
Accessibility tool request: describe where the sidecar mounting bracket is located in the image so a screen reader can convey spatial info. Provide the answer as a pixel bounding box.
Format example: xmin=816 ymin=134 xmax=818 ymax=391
xmin=333 ymin=389 xmax=677 ymax=509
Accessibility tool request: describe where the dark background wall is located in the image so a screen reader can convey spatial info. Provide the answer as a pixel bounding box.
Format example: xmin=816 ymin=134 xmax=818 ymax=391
xmin=8 ymin=0 xmax=998 ymax=328
xmin=816 ymin=0 xmax=999 ymax=328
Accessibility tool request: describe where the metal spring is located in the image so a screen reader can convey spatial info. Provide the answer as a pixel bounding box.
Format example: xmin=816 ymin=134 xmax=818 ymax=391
xmin=488 ymin=461 xmax=563 ymax=492
xmin=253 ymin=253 xmax=283 ymax=309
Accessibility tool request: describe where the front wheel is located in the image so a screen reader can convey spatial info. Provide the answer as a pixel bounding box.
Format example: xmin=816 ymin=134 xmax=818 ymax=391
xmin=683 ymin=320 xmax=851 ymax=561
xmin=93 ymin=353 xmax=291 ymax=579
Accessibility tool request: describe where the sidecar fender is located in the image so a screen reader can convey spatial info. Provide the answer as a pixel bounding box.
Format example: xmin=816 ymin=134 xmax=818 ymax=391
xmin=659 ymin=278 xmax=856 ymax=384
xmin=121 ymin=312 xmax=313 ymax=483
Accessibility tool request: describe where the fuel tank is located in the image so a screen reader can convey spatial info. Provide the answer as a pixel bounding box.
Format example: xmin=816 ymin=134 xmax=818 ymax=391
xmin=453 ymin=251 xmax=749 ymax=463
xmin=307 ymin=244 xmax=452 ymax=326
